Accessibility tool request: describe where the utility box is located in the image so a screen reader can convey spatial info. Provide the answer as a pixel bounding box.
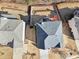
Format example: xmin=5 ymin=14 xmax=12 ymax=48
xmin=0 ymin=18 xmax=25 ymax=59
xmin=35 ymin=21 xmax=63 ymax=49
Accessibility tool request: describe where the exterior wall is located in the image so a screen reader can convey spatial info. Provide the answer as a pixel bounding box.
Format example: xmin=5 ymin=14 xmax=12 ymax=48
xmin=36 ymin=24 xmax=47 ymax=49
xmin=0 ymin=19 xmax=25 ymax=59
xmin=36 ymin=21 xmax=63 ymax=49
xmin=13 ymin=21 xmax=25 ymax=59
xmin=55 ymin=21 xmax=63 ymax=48
xmin=0 ymin=31 xmax=13 ymax=45
xmin=68 ymin=16 xmax=79 ymax=51
xmin=39 ymin=49 xmax=49 ymax=59
xmin=45 ymin=21 xmax=63 ymax=49
xmin=0 ymin=19 xmax=15 ymax=45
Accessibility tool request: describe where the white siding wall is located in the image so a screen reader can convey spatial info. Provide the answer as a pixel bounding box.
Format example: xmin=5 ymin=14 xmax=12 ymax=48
xmin=13 ymin=21 xmax=25 ymax=59
xmin=0 ymin=19 xmax=25 ymax=59
xmin=68 ymin=16 xmax=79 ymax=51
xmin=40 ymin=49 xmax=49 ymax=59
xmin=0 ymin=31 xmax=13 ymax=45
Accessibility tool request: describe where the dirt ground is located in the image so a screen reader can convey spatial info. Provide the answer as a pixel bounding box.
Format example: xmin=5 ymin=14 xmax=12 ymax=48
xmin=25 ymin=3 xmax=78 ymax=59
xmin=24 ymin=22 xmax=78 ymax=59
xmin=0 ymin=46 xmax=12 ymax=59
xmin=0 ymin=2 xmax=79 ymax=59
xmin=24 ymin=2 xmax=79 ymax=59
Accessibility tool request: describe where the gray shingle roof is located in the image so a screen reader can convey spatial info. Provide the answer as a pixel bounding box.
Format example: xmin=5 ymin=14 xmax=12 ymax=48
xmin=36 ymin=21 xmax=63 ymax=49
